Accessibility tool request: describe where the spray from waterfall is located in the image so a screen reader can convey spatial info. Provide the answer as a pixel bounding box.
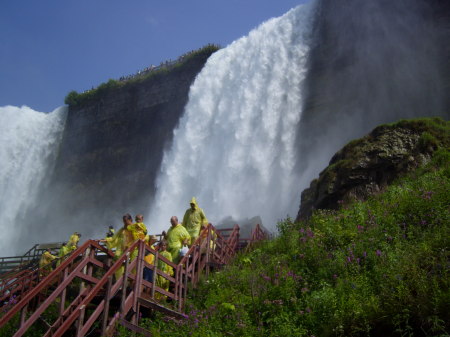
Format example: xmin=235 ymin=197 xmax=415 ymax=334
xmin=148 ymin=2 xmax=316 ymax=231
xmin=0 ymin=106 xmax=67 ymax=255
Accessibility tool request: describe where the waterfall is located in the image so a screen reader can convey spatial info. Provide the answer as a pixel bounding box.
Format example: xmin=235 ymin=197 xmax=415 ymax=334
xmin=148 ymin=2 xmax=316 ymax=231
xmin=0 ymin=106 xmax=67 ymax=255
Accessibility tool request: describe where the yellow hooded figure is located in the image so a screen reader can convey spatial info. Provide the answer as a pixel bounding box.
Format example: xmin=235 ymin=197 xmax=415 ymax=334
xmin=56 ymin=243 xmax=70 ymax=267
xmin=166 ymin=216 xmax=190 ymax=264
xmin=67 ymin=232 xmax=81 ymax=252
xmin=39 ymin=249 xmax=56 ymax=277
xmin=129 ymin=214 xmax=148 ymax=241
xmin=182 ymin=197 xmax=208 ymax=245
xmin=105 ymin=224 xmax=134 ymax=280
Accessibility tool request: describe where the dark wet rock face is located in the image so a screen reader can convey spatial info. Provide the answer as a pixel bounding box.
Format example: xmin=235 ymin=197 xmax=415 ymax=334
xmin=297 ymin=118 xmax=449 ymax=220
xmin=20 ymin=51 xmax=215 ymax=243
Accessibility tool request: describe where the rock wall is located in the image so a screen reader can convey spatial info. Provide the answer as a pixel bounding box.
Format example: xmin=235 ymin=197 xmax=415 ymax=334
xmin=22 ymin=50 xmax=215 ymax=242
xmin=296 ymin=0 xmax=450 ymax=178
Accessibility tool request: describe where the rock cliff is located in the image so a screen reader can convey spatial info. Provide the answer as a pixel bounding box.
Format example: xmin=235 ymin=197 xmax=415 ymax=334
xmin=22 ymin=47 xmax=217 ymax=241
xmin=297 ymin=118 xmax=449 ymax=220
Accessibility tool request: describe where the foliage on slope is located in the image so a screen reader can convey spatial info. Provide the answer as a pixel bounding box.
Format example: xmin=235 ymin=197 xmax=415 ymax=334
xmin=120 ymin=144 xmax=449 ymax=336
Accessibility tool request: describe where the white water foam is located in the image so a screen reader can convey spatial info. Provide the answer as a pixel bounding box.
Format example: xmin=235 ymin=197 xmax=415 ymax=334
xmin=148 ymin=2 xmax=315 ymax=231
xmin=0 ymin=105 xmax=67 ymax=255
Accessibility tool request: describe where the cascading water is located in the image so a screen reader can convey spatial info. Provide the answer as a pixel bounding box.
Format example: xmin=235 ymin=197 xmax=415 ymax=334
xmin=148 ymin=2 xmax=316 ymax=231
xmin=0 ymin=106 xmax=67 ymax=255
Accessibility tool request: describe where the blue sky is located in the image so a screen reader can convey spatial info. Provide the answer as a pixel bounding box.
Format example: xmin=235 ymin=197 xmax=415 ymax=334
xmin=0 ymin=0 xmax=307 ymax=112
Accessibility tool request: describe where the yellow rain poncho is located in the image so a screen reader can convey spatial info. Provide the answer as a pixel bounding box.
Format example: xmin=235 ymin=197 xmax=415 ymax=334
xmin=106 ymin=227 xmax=134 ymax=280
xmin=155 ymin=250 xmax=173 ymax=301
xmin=144 ymin=245 xmax=156 ymax=266
xmin=129 ymin=222 xmax=147 ymax=241
xmin=128 ymin=221 xmax=148 ymax=259
xmin=39 ymin=251 xmax=56 ymax=276
xmin=56 ymin=244 xmax=70 ymax=267
xmin=67 ymin=233 xmax=80 ymax=252
xmin=166 ymin=224 xmax=190 ymax=264
xmin=182 ymin=197 xmax=208 ymax=245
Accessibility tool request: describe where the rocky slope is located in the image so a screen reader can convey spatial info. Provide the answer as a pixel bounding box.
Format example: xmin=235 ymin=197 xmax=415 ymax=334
xmin=297 ymin=117 xmax=449 ymax=220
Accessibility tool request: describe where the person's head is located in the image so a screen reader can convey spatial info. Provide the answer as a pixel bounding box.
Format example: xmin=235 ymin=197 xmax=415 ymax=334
xmin=61 ymin=242 xmax=66 ymax=247
xmin=170 ymin=216 xmax=178 ymax=227
xmin=122 ymin=213 xmax=133 ymax=227
xmin=159 ymin=240 xmax=168 ymax=251
xmin=109 ymin=225 xmax=114 ymax=230
xmin=135 ymin=214 xmax=144 ymax=223
xmin=149 ymin=235 xmax=157 ymax=245
xmin=76 ymin=232 xmax=81 ymax=238
xmin=190 ymin=197 xmax=197 ymax=210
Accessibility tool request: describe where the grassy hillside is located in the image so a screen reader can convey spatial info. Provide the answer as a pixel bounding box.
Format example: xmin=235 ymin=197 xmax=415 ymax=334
xmin=123 ymin=147 xmax=449 ymax=336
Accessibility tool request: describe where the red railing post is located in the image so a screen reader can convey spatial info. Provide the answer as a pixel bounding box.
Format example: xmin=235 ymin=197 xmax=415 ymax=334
xmin=120 ymin=252 xmax=130 ymax=318
xmin=59 ymin=267 xmax=68 ymax=316
xmin=151 ymin=250 xmax=159 ymax=300
xmin=132 ymin=241 xmax=145 ymax=324
xmin=205 ymin=225 xmax=212 ymax=279
xmin=76 ymin=305 xmax=86 ymax=337
xmin=101 ymin=274 xmax=113 ymax=335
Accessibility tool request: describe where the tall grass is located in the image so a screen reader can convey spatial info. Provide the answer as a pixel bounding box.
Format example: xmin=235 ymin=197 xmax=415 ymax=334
xmin=126 ymin=149 xmax=449 ymax=336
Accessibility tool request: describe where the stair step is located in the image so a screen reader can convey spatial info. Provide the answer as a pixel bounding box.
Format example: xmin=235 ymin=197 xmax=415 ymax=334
xmin=138 ymin=295 xmax=187 ymax=320
xmin=118 ymin=318 xmax=153 ymax=337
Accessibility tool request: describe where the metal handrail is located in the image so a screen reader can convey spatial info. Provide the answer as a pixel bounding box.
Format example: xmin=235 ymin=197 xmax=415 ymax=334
xmin=0 ymin=223 xmax=267 ymax=337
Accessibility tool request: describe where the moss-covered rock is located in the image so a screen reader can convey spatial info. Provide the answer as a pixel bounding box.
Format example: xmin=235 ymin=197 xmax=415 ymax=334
xmin=297 ymin=117 xmax=449 ymax=220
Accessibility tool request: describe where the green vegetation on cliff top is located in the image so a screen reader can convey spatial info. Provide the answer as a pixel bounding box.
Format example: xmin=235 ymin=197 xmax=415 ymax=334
xmin=64 ymin=44 xmax=220 ymax=107
xmin=117 ymin=119 xmax=449 ymax=337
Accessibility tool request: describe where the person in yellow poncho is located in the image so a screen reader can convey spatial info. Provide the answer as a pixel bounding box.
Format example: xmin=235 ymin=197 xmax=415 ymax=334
xmin=127 ymin=214 xmax=148 ymax=261
xmin=182 ymin=197 xmax=208 ymax=245
xmin=155 ymin=240 xmax=173 ymax=301
xmin=56 ymin=242 xmax=70 ymax=267
xmin=39 ymin=249 xmax=57 ymax=277
xmin=67 ymin=232 xmax=81 ymax=252
xmin=143 ymin=236 xmax=158 ymax=285
xmin=130 ymin=214 xmax=147 ymax=241
xmin=101 ymin=214 xmax=134 ymax=281
xmin=162 ymin=216 xmax=190 ymax=264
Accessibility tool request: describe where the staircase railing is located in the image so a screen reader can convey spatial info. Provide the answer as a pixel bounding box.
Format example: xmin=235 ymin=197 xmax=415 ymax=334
xmin=0 ymin=242 xmax=64 ymax=279
xmin=0 ymin=223 xmax=268 ymax=337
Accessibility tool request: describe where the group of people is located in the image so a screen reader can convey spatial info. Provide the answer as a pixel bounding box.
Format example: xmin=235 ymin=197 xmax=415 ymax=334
xmin=37 ymin=197 xmax=210 ymax=300
xmin=100 ymin=197 xmax=208 ymax=300
xmin=115 ymin=43 xmax=219 ymax=83
xmin=38 ymin=232 xmax=81 ymax=276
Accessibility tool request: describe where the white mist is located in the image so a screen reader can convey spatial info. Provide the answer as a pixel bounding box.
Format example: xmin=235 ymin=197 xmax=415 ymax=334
xmin=0 ymin=105 xmax=67 ymax=255
xmin=148 ymin=3 xmax=316 ymax=231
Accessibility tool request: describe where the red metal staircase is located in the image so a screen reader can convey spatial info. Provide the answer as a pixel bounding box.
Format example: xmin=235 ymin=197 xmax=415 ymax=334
xmin=0 ymin=223 xmax=267 ymax=336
